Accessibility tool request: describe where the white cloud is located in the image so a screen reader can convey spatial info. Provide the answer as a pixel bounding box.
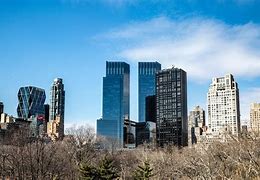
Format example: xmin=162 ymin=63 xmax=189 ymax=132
xmin=104 ymin=16 xmax=260 ymax=81
xmin=65 ymin=119 xmax=96 ymax=130
xmin=102 ymin=0 xmax=135 ymax=4
xmin=61 ymin=0 xmax=136 ymax=6
xmin=232 ymin=0 xmax=256 ymax=4
xmin=64 ymin=0 xmax=256 ymax=5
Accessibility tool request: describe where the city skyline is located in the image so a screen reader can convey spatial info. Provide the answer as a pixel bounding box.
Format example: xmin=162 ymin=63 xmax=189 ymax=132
xmin=1 ymin=0 xmax=260 ymax=128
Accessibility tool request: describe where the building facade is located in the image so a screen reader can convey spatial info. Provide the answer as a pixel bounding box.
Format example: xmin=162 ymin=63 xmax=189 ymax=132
xmin=124 ymin=119 xmax=136 ymax=148
xmin=136 ymin=121 xmax=156 ymax=147
xmin=250 ymin=103 xmax=260 ymax=135
xmin=43 ymin=104 xmax=49 ymax=135
xmin=44 ymin=104 xmax=50 ymax=123
xmin=17 ymin=86 xmax=46 ymax=119
xmin=0 ymin=113 xmax=14 ymax=124
xmin=188 ymin=106 xmax=206 ymax=145
xmin=48 ymin=78 xmax=65 ymax=140
xmin=97 ymin=62 xmax=130 ymax=147
xmin=0 ymin=102 xmax=3 ymax=115
xmin=207 ymin=74 xmax=241 ymax=135
xmin=29 ymin=115 xmax=45 ymax=137
xmin=0 ymin=117 xmax=31 ymax=144
xmin=47 ymin=115 xmax=63 ymax=141
xmin=156 ymin=67 xmax=188 ymax=147
xmin=138 ymin=62 xmax=161 ymax=122
xmin=145 ymin=95 xmax=156 ymax=123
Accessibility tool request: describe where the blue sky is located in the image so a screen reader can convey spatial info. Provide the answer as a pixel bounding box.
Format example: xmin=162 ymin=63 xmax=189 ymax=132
xmin=0 ymin=0 xmax=260 ymax=128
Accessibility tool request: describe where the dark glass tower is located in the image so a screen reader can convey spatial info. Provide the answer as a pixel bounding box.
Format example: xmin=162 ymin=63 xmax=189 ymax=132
xmin=43 ymin=104 xmax=50 ymax=134
xmin=17 ymin=86 xmax=46 ymax=119
xmin=44 ymin=104 xmax=50 ymax=123
xmin=0 ymin=102 xmax=3 ymax=115
xmin=97 ymin=61 xmax=130 ymax=146
xmin=156 ymin=67 xmax=188 ymax=147
xmin=145 ymin=95 xmax=156 ymax=123
xmin=138 ymin=62 xmax=161 ymax=122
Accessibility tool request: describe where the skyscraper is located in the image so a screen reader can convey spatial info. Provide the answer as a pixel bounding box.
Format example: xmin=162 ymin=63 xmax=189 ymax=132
xmin=17 ymin=86 xmax=46 ymax=119
xmin=250 ymin=103 xmax=260 ymax=134
xmin=138 ymin=62 xmax=161 ymax=122
xmin=0 ymin=102 xmax=3 ymax=115
xmin=97 ymin=61 xmax=130 ymax=146
xmin=207 ymin=74 xmax=241 ymax=135
xmin=47 ymin=78 xmax=65 ymax=140
xmin=156 ymin=67 xmax=188 ymax=147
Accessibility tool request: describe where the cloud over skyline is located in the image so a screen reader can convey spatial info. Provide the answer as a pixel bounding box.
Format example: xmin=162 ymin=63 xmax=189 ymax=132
xmin=103 ymin=16 xmax=260 ymax=82
xmin=1 ymin=0 xmax=260 ymax=127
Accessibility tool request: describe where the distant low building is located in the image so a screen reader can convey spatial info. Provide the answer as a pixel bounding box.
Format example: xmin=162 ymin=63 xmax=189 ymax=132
xmin=250 ymin=103 xmax=260 ymax=135
xmin=188 ymin=106 xmax=206 ymax=146
xmin=242 ymin=125 xmax=248 ymax=134
xmin=29 ymin=115 xmax=46 ymax=137
xmin=136 ymin=121 xmax=156 ymax=147
xmin=1 ymin=113 xmax=14 ymax=124
xmin=124 ymin=119 xmax=136 ymax=149
xmin=47 ymin=115 xmax=63 ymax=141
xmin=0 ymin=116 xmax=31 ymax=144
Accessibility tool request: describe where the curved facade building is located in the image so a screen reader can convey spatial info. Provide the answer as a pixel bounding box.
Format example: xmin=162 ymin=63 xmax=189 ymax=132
xmin=17 ymin=86 xmax=46 ymax=119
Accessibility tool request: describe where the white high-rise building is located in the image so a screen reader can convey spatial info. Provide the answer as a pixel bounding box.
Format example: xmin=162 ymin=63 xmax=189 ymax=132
xmin=207 ymin=74 xmax=240 ymax=135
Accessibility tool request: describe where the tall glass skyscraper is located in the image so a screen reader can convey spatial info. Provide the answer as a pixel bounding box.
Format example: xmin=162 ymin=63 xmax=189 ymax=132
xmin=49 ymin=78 xmax=65 ymax=122
xmin=156 ymin=67 xmax=188 ymax=147
xmin=48 ymin=78 xmax=65 ymax=140
xmin=97 ymin=61 xmax=130 ymax=146
xmin=17 ymin=86 xmax=46 ymax=119
xmin=138 ymin=62 xmax=161 ymax=122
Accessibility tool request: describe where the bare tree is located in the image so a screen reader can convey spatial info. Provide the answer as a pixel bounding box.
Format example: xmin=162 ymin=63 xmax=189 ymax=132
xmin=65 ymin=125 xmax=97 ymax=166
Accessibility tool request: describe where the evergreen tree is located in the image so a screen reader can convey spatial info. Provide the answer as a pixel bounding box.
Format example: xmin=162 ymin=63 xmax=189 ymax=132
xmin=133 ymin=160 xmax=154 ymax=180
xmin=98 ymin=156 xmax=119 ymax=180
xmin=79 ymin=163 xmax=99 ymax=180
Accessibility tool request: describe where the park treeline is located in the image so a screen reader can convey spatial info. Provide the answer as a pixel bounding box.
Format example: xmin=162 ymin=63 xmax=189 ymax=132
xmin=0 ymin=125 xmax=259 ymax=180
